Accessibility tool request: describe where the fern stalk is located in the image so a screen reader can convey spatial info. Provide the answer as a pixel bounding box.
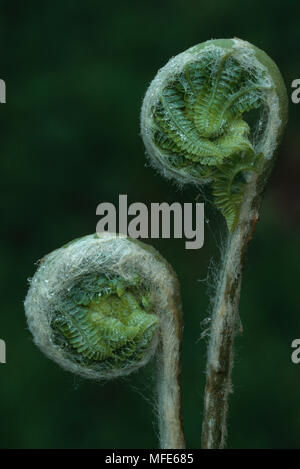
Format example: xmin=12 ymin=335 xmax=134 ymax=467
xmin=202 ymin=170 xmax=262 ymax=448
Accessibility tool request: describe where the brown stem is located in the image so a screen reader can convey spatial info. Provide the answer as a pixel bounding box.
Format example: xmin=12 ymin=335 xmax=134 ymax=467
xmin=201 ymin=171 xmax=263 ymax=449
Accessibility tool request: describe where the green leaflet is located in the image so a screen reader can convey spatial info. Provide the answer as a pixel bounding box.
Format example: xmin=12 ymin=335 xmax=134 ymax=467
xmin=52 ymin=273 xmax=159 ymax=370
xmin=212 ymin=152 xmax=264 ymax=232
xmin=152 ymin=48 xmax=265 ymax=232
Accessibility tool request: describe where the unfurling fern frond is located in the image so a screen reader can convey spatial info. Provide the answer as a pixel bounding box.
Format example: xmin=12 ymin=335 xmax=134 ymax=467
xmin=142 ymin=39 xmax=278 ymax=232
xmin=141 ymin=38 xmax=288 ymax=450
xmin=24 ymin=233 xmax=185 ymax=448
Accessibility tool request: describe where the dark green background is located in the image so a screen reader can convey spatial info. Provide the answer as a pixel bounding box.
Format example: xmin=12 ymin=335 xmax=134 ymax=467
xmin=1 ymin=0 xmax=300 ymax=449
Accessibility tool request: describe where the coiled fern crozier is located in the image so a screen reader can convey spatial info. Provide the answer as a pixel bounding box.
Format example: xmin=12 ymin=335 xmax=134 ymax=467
xmin=141 ymin=38 xmax=288 ymax=448
xmin=25 ymin=233 xmax=185 ymax=449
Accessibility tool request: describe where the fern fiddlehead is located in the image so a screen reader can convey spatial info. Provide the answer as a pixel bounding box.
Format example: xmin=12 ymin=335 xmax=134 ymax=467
xmin=24 ymin=232 xmax=185 ymax=448
xmin=141 ymin=38 xmax=287 ymax=232
xmin=141 ymin=38 xmax=288 ymax=448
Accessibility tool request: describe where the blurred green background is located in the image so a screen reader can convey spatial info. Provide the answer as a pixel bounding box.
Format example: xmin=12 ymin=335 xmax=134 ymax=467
xmin=1 ymin=0 xmax=300 ymax=449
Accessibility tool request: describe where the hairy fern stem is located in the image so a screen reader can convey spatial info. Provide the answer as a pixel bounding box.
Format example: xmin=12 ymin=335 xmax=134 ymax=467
xmin=201 ymin=170 xmax=262 ymax=448
xmin=157 ymin=293 xmax=185 ymax=448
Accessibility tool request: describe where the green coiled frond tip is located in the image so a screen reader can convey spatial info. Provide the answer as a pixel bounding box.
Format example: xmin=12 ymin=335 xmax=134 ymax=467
xmin=24 ymin=233 xmax=181 ymax=380
xmin=52 ymin=273 xmax=158 ymax=367
xmin=141 ymin=38 xmax=288 ymax=232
